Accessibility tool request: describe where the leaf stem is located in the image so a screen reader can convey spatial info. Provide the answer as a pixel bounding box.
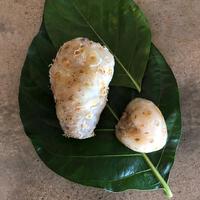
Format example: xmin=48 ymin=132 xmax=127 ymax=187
xmin=106 ymin=104 xmax=119 ymax=121
xmin=142 ymin=153 xmax=173 ymax=198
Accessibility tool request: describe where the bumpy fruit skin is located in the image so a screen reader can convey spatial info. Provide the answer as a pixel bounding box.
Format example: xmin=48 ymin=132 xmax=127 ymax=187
xmin=49 ymin=38 xmax=115 ymax=139
xmin=116 ymin=98 xmax=168 ymax=153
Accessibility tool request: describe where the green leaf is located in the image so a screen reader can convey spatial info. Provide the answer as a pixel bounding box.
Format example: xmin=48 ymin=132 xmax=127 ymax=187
xmin=19 ymin=23 xmax=181 ymax=191
xmin=44 ymin=0 xmax=151 ymax=91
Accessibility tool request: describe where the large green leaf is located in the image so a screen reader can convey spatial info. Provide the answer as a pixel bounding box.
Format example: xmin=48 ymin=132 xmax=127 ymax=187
xmin=44 ymin=0 xmax=151 ymax=91
xmin=19 ymin=23 xmax=181 ymax=191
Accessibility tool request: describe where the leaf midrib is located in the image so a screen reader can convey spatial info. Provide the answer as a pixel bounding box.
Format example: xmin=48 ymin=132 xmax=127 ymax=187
xmin=71 ymin=0 xmax=140 ymax=91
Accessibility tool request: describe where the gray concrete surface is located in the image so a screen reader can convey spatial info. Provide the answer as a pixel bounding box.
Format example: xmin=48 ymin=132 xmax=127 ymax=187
xmin=0 ymin=0 xmax=200 ymax=199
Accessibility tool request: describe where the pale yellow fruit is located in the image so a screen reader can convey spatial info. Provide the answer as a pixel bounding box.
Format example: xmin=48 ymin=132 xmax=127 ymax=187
xmin=49 ymin=38 xmax=115 ymax=139
xmin=116 ymin=98 xmax=168 ymax=153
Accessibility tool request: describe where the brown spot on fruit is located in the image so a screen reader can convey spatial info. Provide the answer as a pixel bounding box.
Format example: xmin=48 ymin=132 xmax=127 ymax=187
xmin=86 ymin=113 xmax=92 ymax=119
xmin=84 ymin=82 xmax=91 ymax=87
xmin=147 ymin=111 xmax=151 ymax=115
xmin=155 ymin=121 xmax=160 ymax=126
xmin=64 ymin=44 xmax=69 ymax=50
xmin=62 ymin=58 xmax=70 ymax=67
xmin=74 ymin=49 xmax=80 ymax=55
xmin=68 ymin=95 xmax=73 ymax=101
xmin=143 ymin=110 xmax=151 ymax=116
xmin=67 ymin=80 xmax=72 ymax=85
xmin=100 ymin=86 xmax=107 ymax=96
xmin=150 ymin=139 xmax=154 ymax=143
xmin=135 ymin=138 xmax=140 ymax=142
xmin=90 ymin=55 xmax=96 ymax=60
xmin=98 ymin=67 xmax=106 ymax=73
xmin=54 ymin=72 xmax=61 ymax=80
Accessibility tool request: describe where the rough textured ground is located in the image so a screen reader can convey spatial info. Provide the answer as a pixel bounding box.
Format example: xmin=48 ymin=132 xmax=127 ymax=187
xmin=0 ymin=0 xmax=200 ymax=199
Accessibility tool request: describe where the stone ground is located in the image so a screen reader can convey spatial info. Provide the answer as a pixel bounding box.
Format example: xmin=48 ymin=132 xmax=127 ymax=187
xmin=0 ymin=0 xmax=200 ymax=199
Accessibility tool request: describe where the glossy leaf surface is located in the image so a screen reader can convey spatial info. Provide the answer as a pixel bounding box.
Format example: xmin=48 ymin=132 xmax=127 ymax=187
xmin=19 ymin=23 xmax=181 ymax=191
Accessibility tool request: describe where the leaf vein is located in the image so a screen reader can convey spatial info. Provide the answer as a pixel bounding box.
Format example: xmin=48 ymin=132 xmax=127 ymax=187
xmin=71 ymin=0 xmax=140 ymax=91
